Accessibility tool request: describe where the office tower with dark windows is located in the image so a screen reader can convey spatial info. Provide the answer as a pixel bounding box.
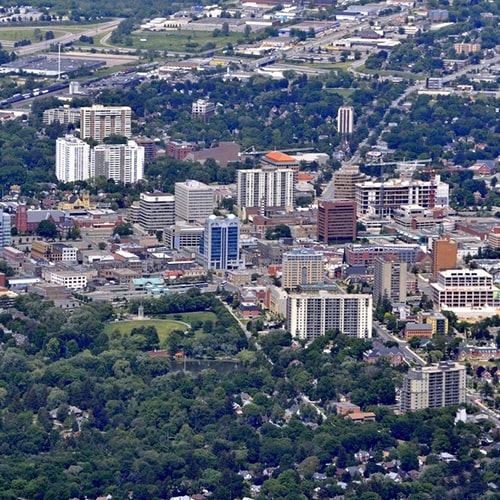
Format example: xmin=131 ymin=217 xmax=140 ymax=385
xmin=199 ymin=214 xmax=240 ymax=271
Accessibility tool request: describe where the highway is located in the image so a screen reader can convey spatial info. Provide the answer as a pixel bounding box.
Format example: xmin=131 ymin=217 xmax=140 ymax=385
xmin=12 ymin=19 xmax=122 ymax=56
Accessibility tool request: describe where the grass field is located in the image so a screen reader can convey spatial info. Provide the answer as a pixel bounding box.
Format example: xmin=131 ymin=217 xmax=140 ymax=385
xmin=163 ymin=311 xmax=218 ymax=325
xmin=104 ymin=311 xmax=218 ymax=344
xmin=0 ymin=28 xmax=68 ymax=42
xmin=0 ymin=23 xmax=113 ymax=42
xmin=104 ymin=319 xmax=189 ymax=344
xmin=115 ymin=30 xmax=242 ymax=53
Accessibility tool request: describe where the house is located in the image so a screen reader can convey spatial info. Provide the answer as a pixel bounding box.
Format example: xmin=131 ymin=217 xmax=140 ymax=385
xmin=345 ymin=411 xmax=376 ymax=423
xmin=363 ymin=341 xmax=404 ymax=366
xmin=332 ymin=401 xmax=361 ymax=416
xmin=239 ymin=302 xmax=260 ymax=318
xmin=469 ymin=160 xmax=496 ymax=176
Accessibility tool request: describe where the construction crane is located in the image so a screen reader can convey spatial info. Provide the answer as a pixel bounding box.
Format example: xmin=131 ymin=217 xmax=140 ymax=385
xmin=239 ymin=146 xmax=315 ymax=157
xmin=419 ymin=167 xmax=437 ymax=209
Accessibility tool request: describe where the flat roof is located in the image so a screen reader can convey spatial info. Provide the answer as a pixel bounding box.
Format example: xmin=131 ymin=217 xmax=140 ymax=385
xmin=439 ymin=268 xmax=492 ymax=277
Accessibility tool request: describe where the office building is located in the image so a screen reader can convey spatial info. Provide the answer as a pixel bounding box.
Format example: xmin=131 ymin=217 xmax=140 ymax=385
xmin=199 ymin=214 xmax=240 ymax=270
xmin=41 ymin=268 xmax=89 ymax=290
xmin=0 ymin=213 xmax=11 ymax=249
xmin=175 ymin=180 xmax=214 ymax=223
xmin=133 ymin=137 xmax=156 ymax=161
xmin=166 ymin=140 xmax=194 ymax=160
xmin=282 ymin=248 xmax=323 ymax=290
xmin=333 ymin=165 xmax=368 ymax=200
xmin=80 ymin=105 xmax=132 ymax=142
xmin=287 ymin=291 xmax=372 ymax=340
xmin=487 ymin=227 xmax=500 ymax=249
xmin=164 ymin=223 xmax=204 ymax=250
xmin=355 ymin=176 xmax=449 ymax=217
xmin=192 ymin=99 xmax=215 ymax=120
xmin=431 ymin=235 xmax=457 ymax=279
xmin=337 ymin=105 xmax=354 ymax=135
xmin=400 ymin=362 xmax=466 ymax=413
xmin=138 ymin=192 xmax=175 ymax=233
xmin=344 ymin=243 xmax=421 ymax=267
xmin=237 ymin=167 xmax=295 ymax=213
xmin=317 ymin=199 xmax=357 ymax=244
xmin=430 ymin=269 xmax=498 ymax=311
xmin=373 ymin=255 xmax=407 ymax=305
xmin=91 ymin=140 xmax=145 ymax=184
xmin=55 ymin=135 xmax=90 ymax=182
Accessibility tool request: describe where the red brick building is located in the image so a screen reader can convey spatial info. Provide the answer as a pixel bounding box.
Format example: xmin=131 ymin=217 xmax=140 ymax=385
xmin=317 ymin=199 xmax=357 ymax=244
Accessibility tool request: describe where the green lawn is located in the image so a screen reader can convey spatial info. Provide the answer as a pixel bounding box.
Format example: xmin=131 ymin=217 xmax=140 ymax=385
xmin=113 ymin=30 xmax=242 ymax=53
xmin=104 ymin=311 xmax=218 ymax=344
xmin=0 ymin=28 xmax=69 ymax=42
xmin=104 ymin=319 xmax=189 ymax=344
xmin=163 ymin=311 xmax=218 ymax=325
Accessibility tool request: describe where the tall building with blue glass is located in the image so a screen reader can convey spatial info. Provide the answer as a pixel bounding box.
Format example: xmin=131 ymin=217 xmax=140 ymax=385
xmin=200 ymin=214 xmax=240 ymax=270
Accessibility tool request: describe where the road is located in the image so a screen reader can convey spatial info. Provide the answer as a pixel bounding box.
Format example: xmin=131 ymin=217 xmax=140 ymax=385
xmin=466 ymin=395 xmax=500 ymax=428
xmin=12 ymin=19 xmax=122 ymax=56
xmin=373 ymin=323 xmax=500 ymax=427
xmin=373 ymin=321 xmax=427 ymax=366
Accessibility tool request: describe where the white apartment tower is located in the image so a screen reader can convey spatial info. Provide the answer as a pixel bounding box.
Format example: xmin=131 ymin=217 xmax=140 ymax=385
xmin=175 ymin=180 xmax=214 ymax=223
xmin=337 ymin=105 xmax=354 ymax=135
xmin=237 ymin=167 xmax=295 ymax=213
xmin=91 ymin=141 xmax=145 ymax=184
xmin=43 ymin=106 xmax=81 ymax=126
xmin=287 ymin=291 xmax=372 ymax=340
xmin=80 ymin=105 xmax=132 ymax=142
xmin=139 ymin=192 xmax=175 ymax=233
xmin=55 ymin=135 xmax=90 ymax=182
xmin=0 ymin=212 xmax=11 ymax=248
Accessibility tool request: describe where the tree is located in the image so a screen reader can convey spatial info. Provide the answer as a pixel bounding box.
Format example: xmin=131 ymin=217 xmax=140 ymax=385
xmin=265 ymin=224 xmax=291 ymax=240
xmin=36 ymin=219 xmax=58 ymax=239
xmin=408 ymin=336 xmax=421 ymax=349
xmin=67 ymin=224 xmax=81 ymax=240
xmin=113 ymin=222 xmax=133 ymax=237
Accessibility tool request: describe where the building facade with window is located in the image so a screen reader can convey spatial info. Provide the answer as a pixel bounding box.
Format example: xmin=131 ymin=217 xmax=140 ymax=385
xmin=91 ymin=141 xmax=145 ymax=184
xmin=287 ymin=291 xmax=372 ymax=340
xmin=282 ymin=248 xmax=323 ymax=290
xmin=199 ymin=214 xmax=240 ymax=270
xmin=80 ymin=105 xmax=132 ymax=142
xmin=138 ymin=192 xmax=175 ymax=233
xmin=401 ymin=362 xmax=466 ymax=412
xmin=55 ymin=135 xmax=90 ymax=182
